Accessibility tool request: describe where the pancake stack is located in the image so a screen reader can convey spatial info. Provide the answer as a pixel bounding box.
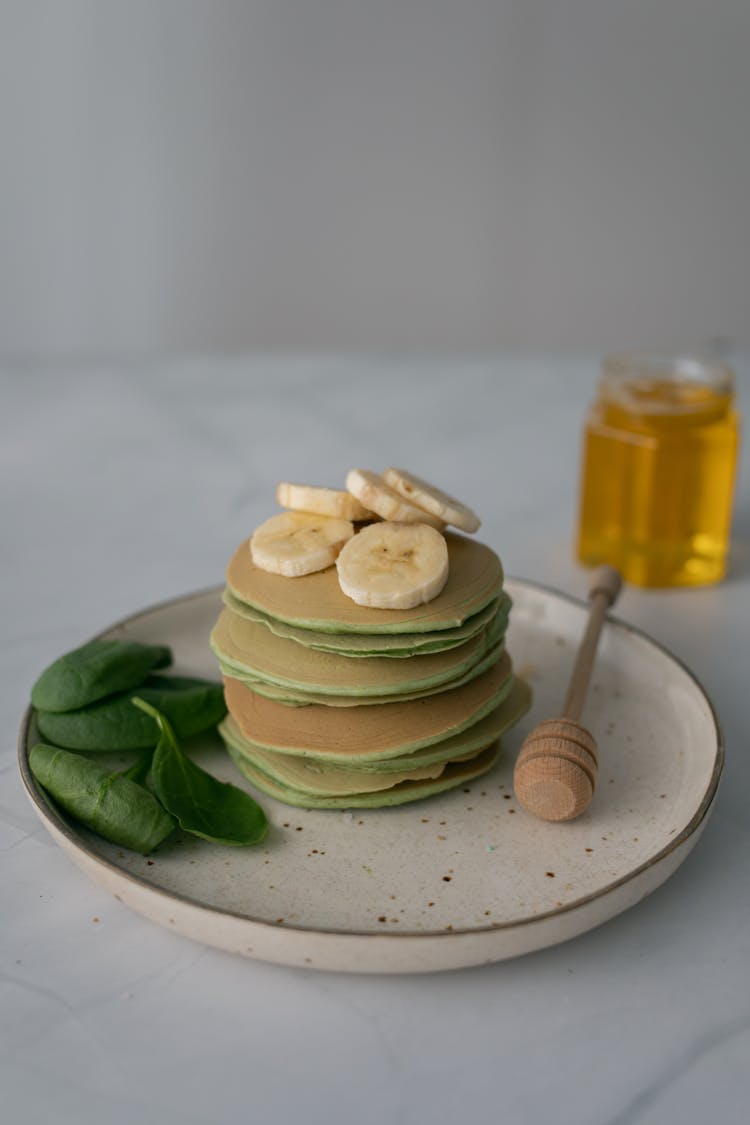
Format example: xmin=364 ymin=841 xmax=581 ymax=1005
xmin=211 ymin=471 xmax=531 ymax=808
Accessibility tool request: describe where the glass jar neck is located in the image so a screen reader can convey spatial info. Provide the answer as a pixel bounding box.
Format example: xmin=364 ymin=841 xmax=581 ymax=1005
xmin=598 ymin=354 xmax=734 ymax=429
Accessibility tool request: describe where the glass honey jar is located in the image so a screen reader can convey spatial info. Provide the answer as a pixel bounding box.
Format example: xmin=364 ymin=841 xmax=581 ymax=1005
xmin=576 ymin=354 xmax=740 ymax=587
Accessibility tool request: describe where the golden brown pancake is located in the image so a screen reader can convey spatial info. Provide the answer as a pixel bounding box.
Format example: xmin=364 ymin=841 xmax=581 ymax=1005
xmin=226 ymin=531 xmax=503 ymax=634
xmin=223 ymin=651 xmax=514 ymax=761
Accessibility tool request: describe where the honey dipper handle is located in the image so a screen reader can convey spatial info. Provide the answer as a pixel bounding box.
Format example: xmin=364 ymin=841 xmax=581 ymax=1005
xmin=563 ymin=566 xmax=622 ymax=721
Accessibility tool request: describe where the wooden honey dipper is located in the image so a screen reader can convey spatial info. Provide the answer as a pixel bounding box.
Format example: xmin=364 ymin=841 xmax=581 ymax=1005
xmin=513 ymin=565 xmax=622 ymax=822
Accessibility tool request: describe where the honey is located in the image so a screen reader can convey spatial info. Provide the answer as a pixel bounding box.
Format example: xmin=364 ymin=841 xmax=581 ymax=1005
xmin=576 ymin=355 xmax=740 ymax=587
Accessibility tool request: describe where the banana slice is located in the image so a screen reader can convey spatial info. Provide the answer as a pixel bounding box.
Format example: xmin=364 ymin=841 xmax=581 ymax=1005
xmin=251 ymin=512 xmax=354 ymax=577
xmin=346 ymin=469 xmax=445 ymax=529
xmin=336 ymin=521 xmax=449 ymax=609
xmin=276 ymin=482 xmax=374 ymax=522
xmin=382 ymin=468 xmax=481 ymax=533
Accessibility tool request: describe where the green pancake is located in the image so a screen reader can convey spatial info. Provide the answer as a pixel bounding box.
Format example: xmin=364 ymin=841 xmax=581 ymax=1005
xmin=221 ymin=589 xmax=509 ymax=657
xmin=220 ymin=715 xmax=465 ymax=795
xmin=215 ymin=639 xmax=507 ymax=707
xmin=226 ymin=531 xmax=503 ymax=634
xmin=223 ymin=653 xmax=515 ymax=762
xmin=223 ymin=737 xmax=503 ymax=809
xmin=225 ymin=676 xmax=531 ymax=775
xmin=210 ymin=604 xmax=506 ymax=699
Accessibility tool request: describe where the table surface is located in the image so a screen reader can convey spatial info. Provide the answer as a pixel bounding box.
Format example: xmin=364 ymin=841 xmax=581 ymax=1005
xmin=3 ymin=357 xmax=749 ymax=1125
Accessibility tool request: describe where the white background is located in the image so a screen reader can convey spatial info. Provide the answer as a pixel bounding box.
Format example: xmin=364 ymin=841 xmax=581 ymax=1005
xmin=2 ymin=0 xmax=749 ymax=357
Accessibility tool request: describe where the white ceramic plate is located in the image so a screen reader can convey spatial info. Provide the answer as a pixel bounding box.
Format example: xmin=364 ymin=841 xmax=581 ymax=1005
xmin=19 ymin=580 xmax=722 ymax=974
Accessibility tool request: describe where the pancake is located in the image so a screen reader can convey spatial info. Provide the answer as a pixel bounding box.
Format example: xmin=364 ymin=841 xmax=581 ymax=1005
xmin=222 ymin=651 xmax=515 ymax=761
xmin=220 ymin=716 xmax=469 ymax=795
xmin=226 ymin=531 xmax=503 ymax=634
xmin=223 ymin=736 xmax=503 ymax=809
xmin=210 ymin=604 xmax=506 ymax=698
xmin=218 ymin=640 xmax=506 ymax=707
xmin=221 ymin=589 xmax=508 ymax=657
xmin=225 ymin=676 xmax=531 ymax=775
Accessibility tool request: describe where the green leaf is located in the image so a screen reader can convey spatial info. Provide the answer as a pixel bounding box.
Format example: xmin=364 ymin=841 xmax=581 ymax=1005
xmin=29 ymin=743 xmax=174 ymax=855
xmin=133 ymin=699 xmax=268 ymax=847
xmin=35 ymin=675 xmax=227 ymax=751
xmin=31 ymin=639 xmax=172 ymax=713
xmin=119 ymin=750 xmax=154 ymax=786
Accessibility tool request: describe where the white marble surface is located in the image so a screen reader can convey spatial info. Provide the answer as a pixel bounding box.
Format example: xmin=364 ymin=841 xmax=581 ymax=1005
xmin=2 ymin=357 xmax=749 ymax=1124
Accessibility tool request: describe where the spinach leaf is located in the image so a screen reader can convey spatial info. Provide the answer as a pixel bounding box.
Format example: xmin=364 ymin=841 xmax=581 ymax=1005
xmin=29 ymin=743 xmax=174 ymax=854
xmin=134 ymin=699 xmax=268 ymax=846
xmin=120 ymin=750 xmax=154 ymax=786
xmin=31 ymin=639 xmax=172 ymax=713
xmin=35 ymin=675 xmax=227 ymax=751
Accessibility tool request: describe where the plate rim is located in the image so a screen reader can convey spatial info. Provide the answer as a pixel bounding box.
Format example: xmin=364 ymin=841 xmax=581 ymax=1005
xmin=18 ymin=578 xmax=725 ymax=943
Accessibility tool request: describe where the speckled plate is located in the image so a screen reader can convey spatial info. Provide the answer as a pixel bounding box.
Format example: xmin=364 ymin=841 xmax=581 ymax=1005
xmin=18 ymin=580 xmax=723 ymax=974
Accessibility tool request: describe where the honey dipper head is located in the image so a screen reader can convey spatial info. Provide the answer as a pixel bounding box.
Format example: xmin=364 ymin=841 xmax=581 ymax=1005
xmin=513 ymin=718 xmax=599 ymax=822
